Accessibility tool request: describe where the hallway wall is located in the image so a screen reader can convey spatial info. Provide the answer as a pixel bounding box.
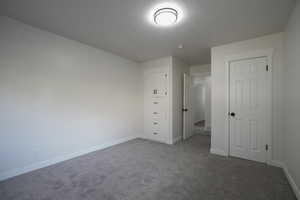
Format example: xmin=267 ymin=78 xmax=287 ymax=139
xmin=192 ymin=83 xmax=205 ymax=122
xmin=284 ymin=1 xmax=300 ymax=197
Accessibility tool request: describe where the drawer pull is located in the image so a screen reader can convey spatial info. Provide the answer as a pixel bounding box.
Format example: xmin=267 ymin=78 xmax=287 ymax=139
xmin=153 ymin=132 xmax=158 ymax=135
xmin=153 ymin=122 xmax=158 ymax=125
xmin=153 ymin=102 xmax=159 ymax=104
xmin=153 ymin=112 xmax=158 ymax=115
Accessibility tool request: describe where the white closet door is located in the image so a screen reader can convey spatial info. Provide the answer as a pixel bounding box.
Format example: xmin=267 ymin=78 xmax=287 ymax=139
xmin=229 ymin=57 xmax=269 ymax=163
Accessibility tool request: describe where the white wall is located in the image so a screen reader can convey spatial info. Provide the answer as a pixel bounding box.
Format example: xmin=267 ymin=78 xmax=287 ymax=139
xmin=190 ymin=64 xmax=211 ymax=74
xmin=204 ymin=77 xmax=211 ymax=129
xmin=284 ymin=1 xmax=300 ymax=196
xmin=0 ymin=17 xmax=143 ymax=179
xmin=192 ymin=83 xmax=205 ymax=122
xmin=171 ymin=57 xmax=189 ymax=143
xmin=211 ymin=33 xmax=284 ymax=162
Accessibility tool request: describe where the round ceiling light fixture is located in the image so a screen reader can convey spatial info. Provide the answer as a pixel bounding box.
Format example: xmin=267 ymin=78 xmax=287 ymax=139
xmin=154 ymin=8 xmax=178 ymax=26
xmin=147 ymin=3 xmax=184 ymax=27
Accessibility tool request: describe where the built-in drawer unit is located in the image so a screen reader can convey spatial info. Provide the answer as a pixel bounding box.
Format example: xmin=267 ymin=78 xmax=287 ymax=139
xmin=144 ymin=69 xmax=169 ymax=144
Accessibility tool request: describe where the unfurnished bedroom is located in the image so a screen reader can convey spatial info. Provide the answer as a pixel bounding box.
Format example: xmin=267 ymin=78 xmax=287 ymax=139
xmin=0 ymin=0 xmax=300 ymax=199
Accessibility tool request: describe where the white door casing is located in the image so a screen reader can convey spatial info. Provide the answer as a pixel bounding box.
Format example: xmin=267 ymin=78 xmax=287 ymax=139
xmin=183 ymin=73 xmax=192 ymax=140
xmin=229 ymin=56 xmax=270 ymax=163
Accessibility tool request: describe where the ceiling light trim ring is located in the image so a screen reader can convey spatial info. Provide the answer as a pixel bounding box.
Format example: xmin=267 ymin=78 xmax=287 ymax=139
xmin=154 ymin=7 xmax=178 ymax=25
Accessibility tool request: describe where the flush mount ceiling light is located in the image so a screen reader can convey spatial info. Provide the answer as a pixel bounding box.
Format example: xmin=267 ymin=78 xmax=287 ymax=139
xmin=147 ymin=2 xmax=184 ymax=27
xmin=154 ymin=8 xmax=178 ymax=26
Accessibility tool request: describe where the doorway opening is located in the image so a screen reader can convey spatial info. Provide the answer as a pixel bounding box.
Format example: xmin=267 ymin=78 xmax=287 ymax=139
xmin=183 ymin=70 xmax=211 ymax=141
xmin=191 ymin=74 xmax=211 ymax=136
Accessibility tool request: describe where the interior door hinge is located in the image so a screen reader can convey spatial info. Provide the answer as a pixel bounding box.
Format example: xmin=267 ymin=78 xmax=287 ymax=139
xmin=265 ymin=144 xmax=269 ymax=151
xmin=266 ymin=65 xmax=269 ymax=71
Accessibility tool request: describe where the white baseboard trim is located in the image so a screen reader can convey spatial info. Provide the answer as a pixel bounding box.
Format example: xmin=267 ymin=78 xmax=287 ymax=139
xmin=269 ymin=160 xmax=285 ymax=168
xmin=269 ymin=160 xmax=299 ymax=199
xmin=283 ymin=164 xmax=300 ymax=200
xmin=139 ymin=135 xmax=170 ymax=144
xmin=0 ymin=135 xmax=138 ymax=182
xmin=210 ymin=148 xmax=227 ymax=156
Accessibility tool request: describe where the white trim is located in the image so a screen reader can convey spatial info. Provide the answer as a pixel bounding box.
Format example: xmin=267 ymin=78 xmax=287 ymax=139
xmin=269 ymin=160 xmax=285 ymax=168
xmin=264 ymin=160 xmax=299 ymax=199
xmin=224 ymin=48 xmax=274 ymax=164
xmin=283 ymin=164 xmax=300 ymax=200
xmin=210 ymin=148 xmax=227 ymax=156
xmin=183 ymin=73 xmax=192 ymax=140
xmin=169 ymin=58 xmax=174 ymax=145
xmin=0 ymin=135 xmax=138 ymax=182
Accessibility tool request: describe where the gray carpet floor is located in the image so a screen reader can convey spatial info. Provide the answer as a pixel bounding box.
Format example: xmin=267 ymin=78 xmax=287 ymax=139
xmin=0 ymin=135 xmax=296 ymax=200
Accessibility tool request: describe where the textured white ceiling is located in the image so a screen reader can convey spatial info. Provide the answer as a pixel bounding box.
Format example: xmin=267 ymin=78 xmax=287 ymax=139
xmin=0 ymin=0 xmax=296 ymax=64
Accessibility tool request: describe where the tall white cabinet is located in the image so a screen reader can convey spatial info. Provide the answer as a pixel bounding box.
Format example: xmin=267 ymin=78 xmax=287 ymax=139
xmin=142 ymin=57 xmax=189 ymax=144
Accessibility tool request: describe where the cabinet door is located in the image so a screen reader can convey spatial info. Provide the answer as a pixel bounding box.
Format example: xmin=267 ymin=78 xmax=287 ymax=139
xmin=147 ymin=72 xmax=168 ymax=98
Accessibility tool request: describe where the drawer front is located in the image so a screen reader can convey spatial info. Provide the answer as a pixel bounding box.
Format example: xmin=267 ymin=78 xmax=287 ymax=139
xmin=151 ymin=121 xmax=160 ymax=131
xmin=152 ymin=101 xmax=160 ymax=106
xmin=151 ymin=131 xmax=160 ymax=137
xmin=144 ymin=120 xmax=165 ymax=142
xmin=144 ymin=98 xmax=168 ymax=143
xmin=150 ymin=100 xmax=167 ymax=120
xmin=152 ymin=111 xmax=162 ymax=119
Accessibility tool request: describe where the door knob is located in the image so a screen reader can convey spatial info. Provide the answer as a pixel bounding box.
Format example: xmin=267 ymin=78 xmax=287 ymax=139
xmin=230 ymin=112 xmax=236 ymax=117
xmin=182 ymin=108 xmax=188 ymax=112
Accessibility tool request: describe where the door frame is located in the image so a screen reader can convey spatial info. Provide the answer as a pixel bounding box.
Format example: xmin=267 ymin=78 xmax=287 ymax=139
xmin=183 ymin=73 xmax=191 ymax=140
xmin=225 ymin=49 xmax=273 ymax=164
